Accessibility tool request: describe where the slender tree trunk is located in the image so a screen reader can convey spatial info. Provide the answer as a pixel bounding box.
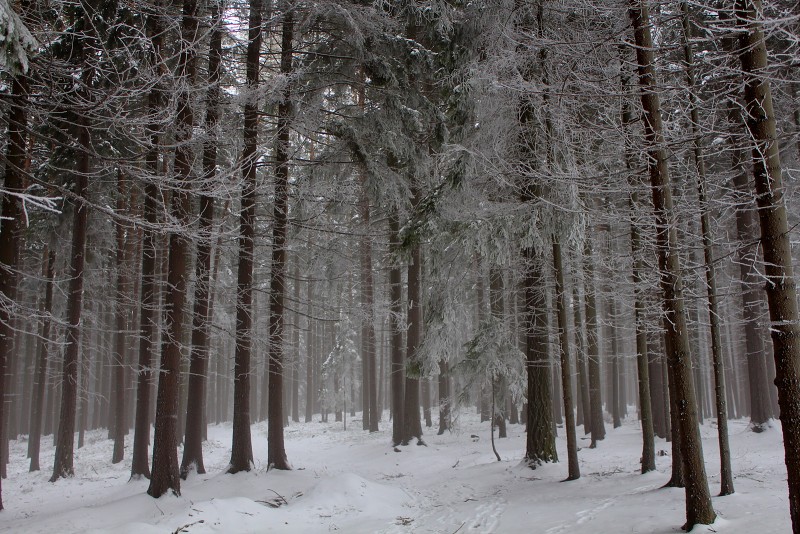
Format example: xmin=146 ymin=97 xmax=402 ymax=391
xmin=28 ymin=247 xmax=55 ymax=472
xmin=112 ymin=173 xmax=130 ymax=464
xmin=267 ymin=4 xmax=292 ymax=470
xmin=131 ymin=0 xmax=165 ymax=481
xmin=680 ymin=1 xmax=733 ymax=494
xmin=51 ymin=62 xmax=91 ymax=483
xmin=736 ymin=0 xmax=800 ymax=527
xmin=584 ymin=238 xmax=605 ymax=447
xmin=389 ymin=214 xmax=404 ymax=447
xmin=359 ymin=175 xmax=378 ymax=432
xmin=629 ymin=1 xmax=715 ymax=527
xmin=572 ymin=275 xmax=590 ymax=437
xmin=147 ymin=0 xmax=199 ymax=497
xmin=553 ymin=241 xmax=579 ymax=480
xmin=228 ymin=0 xmax=260 ymax=474
xmin=305 ymin=278 xmax=314 ymax=423
xmin=629 ymin=200 xmax=656 ymax=474
xmin=402 ymin=244 xmax=423 ymax=445
xmin=182 ymin=0 xmax=223 ymax=478
xmin=0 ymin=72 xmax=28 ymax=498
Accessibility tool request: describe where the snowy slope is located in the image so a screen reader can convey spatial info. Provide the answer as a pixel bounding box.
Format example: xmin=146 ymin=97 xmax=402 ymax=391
xmin=1 ymin=412 xmax=790 ymax=533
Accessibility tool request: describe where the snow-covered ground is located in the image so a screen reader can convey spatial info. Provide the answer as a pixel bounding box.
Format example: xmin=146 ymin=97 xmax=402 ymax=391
xmin=1 ymin=411 xmax=790 ymax=533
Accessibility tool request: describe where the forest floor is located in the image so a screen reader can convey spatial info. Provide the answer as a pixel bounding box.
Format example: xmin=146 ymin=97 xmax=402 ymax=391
xmin=1 ymin=409 xmax=790 ymax=533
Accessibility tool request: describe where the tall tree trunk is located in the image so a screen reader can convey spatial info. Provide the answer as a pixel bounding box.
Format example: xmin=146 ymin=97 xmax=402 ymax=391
xmin=147 ymin=0 xmax=199 ymax=497
xmin=628 ymin=1 xmax=715 ymax=527
xmin=524 ymin=249 xmax=557 ymax=465
xmin=359 ymin=175 xmax=378 ymax=432
xmin=402 ymin=244 xmax=423 ymax=445
xmin=267 ymin=4 xmax=292 ymax=470
xmin=584 ymin=238 xmax=605 ymax=447
xmin=229 ymin=0 xmax=261 ymax=474
xmin=572 ymin=274 xmax=590 ymax=437
xmin=51 ymin=60 xmax=91 ymax=483
xmin=28 ymin=247 xmax=55 ymax=472
xmin=629 ymin=200 xmax=656 ymax=474
xmin=622 ymin=54 xmax=655 ymax=473
xmin=552 ymin=241 xmax=579 ymax=480
xmin=736 ymin=0 xmax=800 ymax=528
xmin=305 ymin=278 xmax=314 ymax=423
xmin=131 ymin=0 xmax=165 ymax=481
xmin=182 ymin=0 xmax=223 ymax=478
xmin=112 ymin=173 xmax=130 ymax=464
xmin=389 ymin=214 xmax=404 ymax=447
xmin=0 ymin=71 xmax=28 ymax=502
xmin=680 ymin=1 xmax=733 ymax=495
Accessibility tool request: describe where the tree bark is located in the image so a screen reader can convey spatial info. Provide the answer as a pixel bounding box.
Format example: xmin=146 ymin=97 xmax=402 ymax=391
xmin=524 ymin=249 xmax=557 ymax=465
xmin=51 ymin=58 xmax=91 ymax=483
xmin=229 ymin=0 xmax=261 ymax=473
xmin=584 ymin=238 xmax=605 ymax=447
xmin=553 ymin=241 xmax=579 ymax=480
xmin=182 ymin=0 xmax=223 ymax=479
xmin=28 ymin=247 xmax=55 ymax=472
xmin=267 ymin=4 xmax=293 ymax=470
xmin=0 ymin=72 xmax=29 ymax=501
xmin=736 ymin=1 xmax=800 ymax=528
xmin=389 ymin=214 xmax=405 ymax=447
xmin=147 ymin=0 xmax=200 ymax=497
xmin=680 ymin=1 xmax=733 ymax=494
xmin=628 ymin=1 xmax=715 ymax=527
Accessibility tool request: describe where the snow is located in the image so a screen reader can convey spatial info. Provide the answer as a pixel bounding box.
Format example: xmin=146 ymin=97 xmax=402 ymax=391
xmin=1 ymin=412 xmax=791 ymax=533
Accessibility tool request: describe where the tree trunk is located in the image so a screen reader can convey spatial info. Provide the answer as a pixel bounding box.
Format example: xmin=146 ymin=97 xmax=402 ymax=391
xmin=389 ymin=214 xmax=404 ymax=447
xmin=305 ymin=278 xmax=314 ymax=423
xmin=28 ymin=247 xmax=55 ymax=472
xmin=584 ymin=238 xmax=605 ymax=447
xmin=736 ymin=0 xmax=800 ymax=528
xmin=680 ymin=1 xmax=733 ymax=494
xmin=628 ymin=1 xmax=715 ymax=527
xmin=147 ymin=0 xmax=199 ymax=497
xmin=112 ymin=173 xmax=130 ymax=465
xmin=51 ymin=64 xmax=91 ymax=483
xmin=182 ymin=0 xmax=223 ymax=478
xmin=0 ymin=72 xmax=28 ymax=500
xmin=228 ymin=0 xmax=260 ymax=474
xmin=629 ymin=200 xmax=656 ymax=474
xmin=524 ymin=249 xmax=557 ymax=465
xmin=552 ymin=241 xmax=579 ymax=480
xmin=402 ymin=244 xmax=423 ymax=445
xmin=359 ymin=175 xmax=378 ymax=432
xmin=267 ymin=4 xmax=292 ymax=471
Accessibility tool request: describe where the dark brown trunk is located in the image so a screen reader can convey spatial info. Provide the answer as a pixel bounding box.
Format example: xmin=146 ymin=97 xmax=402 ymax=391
xmin=229 ymin=0 xmax=261 ymax=474
xmin=359 ymin=177 xmax=378 ymax=432
xmin=629 ymin=201 xmax=656 ymax=474
xmin=147 ymin=0 xmax=199 ymax=496
xmin=131 ymin=0 xmax=164 ymax=481
xmin=389 ymin=214 xmax=405 ymax=446
xmin=112 ymin=173 xmax=130 ymax=464
xmin=552 ymin=241 xmax=579 ymax=480
xmin=629 ymin=1 xmax=715 ymax=527
xmin=402 ymin=244 xmax=423 ymax=444
xmin=28 ymin=247 xmax=55 ymax=472
xmin=267 ymin=4 xmax=292 ymax=470
xmin=736 ymin=1 xmax=800 ymax=528
xmin=0 ymin=74 xmax=28 ymax=502
xmin=584 ymin=238 xmax=605 ymax=447
xmin=182 ymin=0 xmax=223 ymax=478
xmin=51 ymin=68 xmax=91 ymax=483
xmin=524 ymin=249 xmax=557 ymax=465
xmin=572 ymin=276 xmax=590 ymax=436
xmin=680 ymin=1 xmax=733 ymax=494
xmin=305 ymin=278 xmax=314 ymax=423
